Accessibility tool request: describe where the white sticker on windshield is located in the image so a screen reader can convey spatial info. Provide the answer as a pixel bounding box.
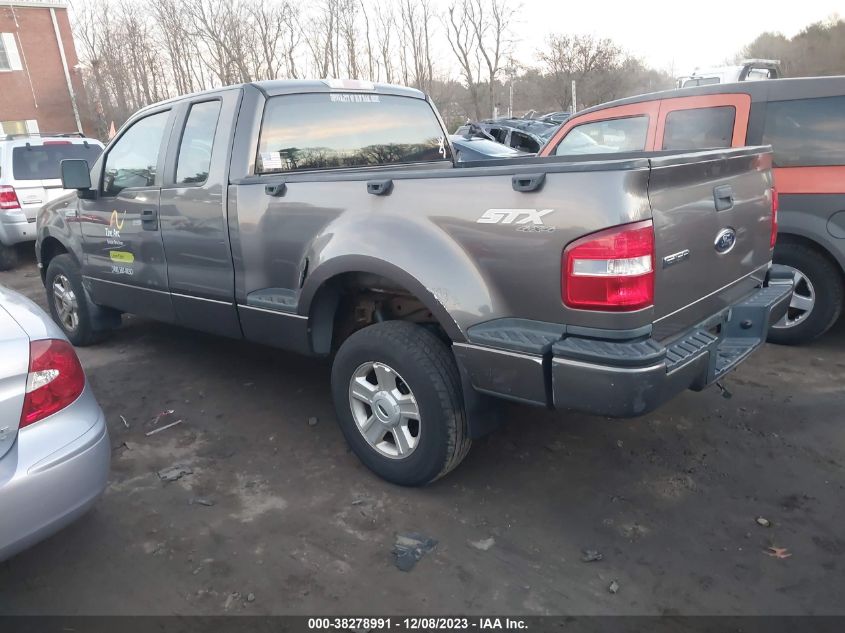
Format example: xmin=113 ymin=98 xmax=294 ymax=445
xmin=329 ymin=93 xmax=380 ymax=103
xmin=260 ymin=152 xmax=283 ymax=170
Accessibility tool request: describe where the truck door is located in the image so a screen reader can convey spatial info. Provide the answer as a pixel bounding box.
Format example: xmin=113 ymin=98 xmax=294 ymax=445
xmin=158 ymin=90 xmax=241 ymax=338
xmin=78 ymin=107 xmax=175 ymax=321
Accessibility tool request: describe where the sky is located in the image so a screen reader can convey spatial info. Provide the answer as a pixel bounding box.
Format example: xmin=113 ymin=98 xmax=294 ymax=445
xmin=470 ymin=0 xmax=843 ymax=76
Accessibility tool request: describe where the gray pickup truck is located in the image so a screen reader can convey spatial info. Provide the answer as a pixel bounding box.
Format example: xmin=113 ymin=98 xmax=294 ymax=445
xmin=37 ymin=80 xmax=792 ymax=486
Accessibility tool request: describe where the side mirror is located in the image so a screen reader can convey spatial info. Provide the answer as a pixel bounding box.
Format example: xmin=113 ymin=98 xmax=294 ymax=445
xmin=60 ymin=159 xmax=92 ymax=191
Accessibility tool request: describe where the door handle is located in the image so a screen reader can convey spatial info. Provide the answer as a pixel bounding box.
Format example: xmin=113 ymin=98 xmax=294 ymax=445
xmin=713 ymin=185 xmax=734 ymax=211
xmin=512 ymin=173 xmax=546 ymax=193
xmin=367 ymin=180 xmax=393 ymax=196
xmin=140 ymin=208 xmax=158 ymax=230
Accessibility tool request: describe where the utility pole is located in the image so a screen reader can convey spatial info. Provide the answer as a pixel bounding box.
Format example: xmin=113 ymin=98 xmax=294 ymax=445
xmin=571 ymin=80 xmax=577 ymax=114
xmin=508 ymin=79 xmax=514 ymax=118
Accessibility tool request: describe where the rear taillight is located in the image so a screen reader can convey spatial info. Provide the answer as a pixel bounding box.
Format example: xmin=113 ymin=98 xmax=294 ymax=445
xmin=0 ymin=185 xmax=21 ymax=211
xmin=770 ymin=187 xmax=779 ymax=249
xmin=563 ymin=220 xmax=655 ymax=311
xmin=20 ymin=339 xmax=85 ymax=428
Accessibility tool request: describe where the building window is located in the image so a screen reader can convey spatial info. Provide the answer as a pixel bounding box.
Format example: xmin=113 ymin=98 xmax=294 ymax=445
xmin=0 ymin=33 xmax=23 ymax=71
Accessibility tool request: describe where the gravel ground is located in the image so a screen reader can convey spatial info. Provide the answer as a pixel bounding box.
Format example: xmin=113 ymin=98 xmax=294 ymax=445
xmin=1 ymin=248 xmax=844 ymax=616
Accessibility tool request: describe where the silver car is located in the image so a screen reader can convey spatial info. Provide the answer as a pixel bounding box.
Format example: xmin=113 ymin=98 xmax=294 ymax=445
xmin=0 ymin=285 xmax=109 ymax=561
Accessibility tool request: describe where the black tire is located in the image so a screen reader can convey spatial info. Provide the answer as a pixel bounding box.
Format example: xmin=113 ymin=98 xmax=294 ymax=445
xmin=45 ymin=254 xmax=110 ymax=346
xmin=768 ymin=241 xmax=844 ymax=345
xmin=0 ymin=243 xmax=18 ymax=271
xmin=331 ymin=321 xmax=471 ymax=486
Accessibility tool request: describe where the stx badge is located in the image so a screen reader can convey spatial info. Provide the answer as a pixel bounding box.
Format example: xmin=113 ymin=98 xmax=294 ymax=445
xmin=476 ymin=209 xmax=554 ymax=225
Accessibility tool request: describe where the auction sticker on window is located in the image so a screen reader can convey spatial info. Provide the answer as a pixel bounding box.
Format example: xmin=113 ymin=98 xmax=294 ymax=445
xmin=329 ymin=93 xmax=380 ymax=103
xmin=260 ymin=152 xmax=283 ymax=171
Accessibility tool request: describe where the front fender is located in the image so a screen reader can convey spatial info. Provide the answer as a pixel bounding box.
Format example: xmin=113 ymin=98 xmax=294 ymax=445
xmin=37 ymin=192 xmax=83 ymax=265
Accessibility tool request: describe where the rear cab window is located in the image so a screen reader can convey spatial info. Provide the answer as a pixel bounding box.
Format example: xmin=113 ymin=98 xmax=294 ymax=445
xmin=12 ymin=142 xmax=102 ymax=181
xmin=554 ymin=116 xmax=649 ymax=155
xmin=662 ymin=106 xmax=736 ymax=150
xmin=763 ymin=96 xmax=845 ymax=167
xmin=256 ymin=93 xmax=450 ymax=174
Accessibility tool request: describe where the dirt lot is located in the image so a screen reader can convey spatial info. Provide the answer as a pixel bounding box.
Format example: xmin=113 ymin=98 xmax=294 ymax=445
xmin=1 ymin=248 xmax=844 ymax=616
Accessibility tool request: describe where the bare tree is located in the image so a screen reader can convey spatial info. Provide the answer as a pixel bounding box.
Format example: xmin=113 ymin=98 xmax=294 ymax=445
xmin=445 ymin=0 xmax=516 ymax=118
xmin=538 ymin=34 xmax=622 ymax=110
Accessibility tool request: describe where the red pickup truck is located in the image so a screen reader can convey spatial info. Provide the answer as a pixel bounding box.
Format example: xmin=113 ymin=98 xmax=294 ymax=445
xmin=541 ymin=76 xmax=845 ymax=345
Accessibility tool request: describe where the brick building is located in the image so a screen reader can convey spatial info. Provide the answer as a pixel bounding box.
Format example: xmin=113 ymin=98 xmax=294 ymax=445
xmin=0 ymin=0 xmax=91 ymax=137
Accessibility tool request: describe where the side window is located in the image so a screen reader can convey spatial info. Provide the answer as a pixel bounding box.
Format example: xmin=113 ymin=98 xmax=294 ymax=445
xmin=176 ymin=101 xmax=221 ymax=185
xmin=256 ymin=93 xmax=450 ymax=173
xmin=662 ymin=106 xmax=735 ymax=151
xmin=103 ymin=111 xmax=170 ymax=195
xmin=555 ymin=116 xmax=648 ymax=155
xmin=763 ymin=96 xmax=845 ymax=167
xmin=490 ymin=128 xmax=507 ymax=144
xmin=681 ymin=77 xmax=720 ymax=88
xmin=510 ymin=131 xmax=539 ymax=153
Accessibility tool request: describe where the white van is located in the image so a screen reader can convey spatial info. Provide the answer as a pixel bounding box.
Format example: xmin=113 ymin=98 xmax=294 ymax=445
xmin=0 ymin=134 xmax=103 ymax=270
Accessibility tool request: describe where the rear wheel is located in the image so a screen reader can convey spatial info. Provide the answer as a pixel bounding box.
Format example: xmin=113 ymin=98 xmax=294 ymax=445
xmin=45 ymin=254 xmax=114 ymax=346
xmin=0 ymin=243 xmax=18 ymax=271
xmin=331 ymin=321 xmax=471 ymax=486
xmin=768 ymin=242 xmax=844 ymax=345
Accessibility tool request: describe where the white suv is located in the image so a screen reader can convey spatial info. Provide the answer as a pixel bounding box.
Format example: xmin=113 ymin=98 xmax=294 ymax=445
xmin=1 ymin=134 xmax=103 ymax=270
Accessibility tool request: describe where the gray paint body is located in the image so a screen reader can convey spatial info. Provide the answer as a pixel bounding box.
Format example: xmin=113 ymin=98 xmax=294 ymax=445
xmin=36 ymin=80 xmax=785 ymax=419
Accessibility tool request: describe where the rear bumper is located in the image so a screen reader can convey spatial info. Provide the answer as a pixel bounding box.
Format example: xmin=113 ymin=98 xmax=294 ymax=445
xmin=0 ymin=385 xmax=110 ymax=561
xmin=454 ymin=270 xmax=793 ymax=419
xmin=0 ymin=212 xmax=36 ymax=246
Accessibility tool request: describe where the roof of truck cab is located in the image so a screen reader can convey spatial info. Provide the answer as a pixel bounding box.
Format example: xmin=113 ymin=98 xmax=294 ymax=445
xmin=573 ymin=76 xmax=845 ymax=118
xmin=132 ymin=80 xmax=426 ymax=117
xmin=253 ymin=79 xmax=425 ymax=99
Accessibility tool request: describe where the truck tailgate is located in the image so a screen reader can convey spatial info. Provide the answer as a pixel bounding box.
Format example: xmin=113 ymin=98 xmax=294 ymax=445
xmin=648 ymin=148 xmax=775 ymax=341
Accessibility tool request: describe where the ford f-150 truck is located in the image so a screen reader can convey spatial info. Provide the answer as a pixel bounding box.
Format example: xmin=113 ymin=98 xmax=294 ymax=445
xmin=36 ymin=79 xmax=792 ymax=486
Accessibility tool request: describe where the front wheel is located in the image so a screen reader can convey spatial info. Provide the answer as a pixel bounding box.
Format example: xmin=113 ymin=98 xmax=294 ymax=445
xmin=331 ymin=321 xmax=471 ymax=486
xmin=45 ymin=254 xmax=114 ymax=346
xmin=768 ymin=242 xmax=844 ymax=345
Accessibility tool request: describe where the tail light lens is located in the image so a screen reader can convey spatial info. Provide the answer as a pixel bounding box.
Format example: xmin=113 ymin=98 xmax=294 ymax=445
xmin=563 ymin=220 xmax=655 ymax=311
xmin=20 ymin=339 xmax=85 ymax=428
xmin=0 ymin=185 xmax=21 ymax=211
xmin=770 ymin=187 xmax=779 ymax=249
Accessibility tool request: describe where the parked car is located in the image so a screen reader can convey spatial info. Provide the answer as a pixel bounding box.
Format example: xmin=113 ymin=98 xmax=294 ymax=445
xmin=455 ymin=118 xmax=559 ymax=153
xmin=676 ymin=59 xmax=781 ymax=88
xmin=0 ymin=285 xmax=110 ymax=561
xmin=450 ymin=135 xmax=528 ymax=161
xmin=37 ymin=79 xmax=789 ymax=486
xmin=0 ymin=134 xmax=104 ymax=271
xmin=541 ymin=76 xmax=845 ymax=345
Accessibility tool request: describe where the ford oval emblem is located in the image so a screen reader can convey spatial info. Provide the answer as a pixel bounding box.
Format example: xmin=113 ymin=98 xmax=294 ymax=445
xmin=714 ymin=228 xmax=737 ymax=254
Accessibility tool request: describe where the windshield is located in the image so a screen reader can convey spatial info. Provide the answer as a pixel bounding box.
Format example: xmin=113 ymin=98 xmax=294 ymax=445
xmin=13 ymin=143 xmax=103 ymax=180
